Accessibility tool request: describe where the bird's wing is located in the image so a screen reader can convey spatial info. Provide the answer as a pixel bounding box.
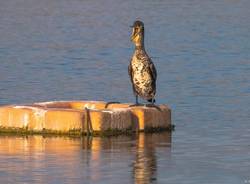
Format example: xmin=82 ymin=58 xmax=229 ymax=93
xmin=128 ymin=60 xmax=138 ymax=95
xmin=128 ymin=60 xmax=133 ymax=83
xmin=149 ymin=59 xmax=157 ymax=81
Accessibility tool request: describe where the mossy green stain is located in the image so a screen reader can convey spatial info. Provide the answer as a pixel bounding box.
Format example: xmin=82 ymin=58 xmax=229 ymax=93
xmin=0 ymin=124 xmax=174 ymax=137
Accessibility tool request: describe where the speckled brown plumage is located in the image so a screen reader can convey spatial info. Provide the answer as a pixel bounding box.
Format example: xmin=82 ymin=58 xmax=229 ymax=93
xmin=128 ymin=20 xmax=157 ymax=103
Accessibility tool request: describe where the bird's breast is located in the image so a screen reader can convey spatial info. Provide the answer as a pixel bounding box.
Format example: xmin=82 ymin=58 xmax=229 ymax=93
xmin=131 ymin=58 xmax=152 ymax=86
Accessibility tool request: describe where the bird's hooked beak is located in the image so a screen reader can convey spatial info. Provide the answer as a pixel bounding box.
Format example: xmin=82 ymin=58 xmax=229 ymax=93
xmin=130 ymin=25 xmax=135 ymax=41
xmin=130 ymin=25 xmax=139 ymax=42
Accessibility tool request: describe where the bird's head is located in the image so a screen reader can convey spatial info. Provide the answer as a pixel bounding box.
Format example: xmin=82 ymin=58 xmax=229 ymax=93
xmin=130 ymin=20 xmax=144 ymax=46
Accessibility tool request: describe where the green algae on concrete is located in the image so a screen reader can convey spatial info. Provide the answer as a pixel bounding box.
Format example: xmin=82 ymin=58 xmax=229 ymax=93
xmin=0 ymin=124 xmax=174 ymax=137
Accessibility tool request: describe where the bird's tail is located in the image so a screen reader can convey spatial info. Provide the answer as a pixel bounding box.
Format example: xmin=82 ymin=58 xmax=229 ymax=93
xmin=147 ymin=98 xmax=155 ymax=103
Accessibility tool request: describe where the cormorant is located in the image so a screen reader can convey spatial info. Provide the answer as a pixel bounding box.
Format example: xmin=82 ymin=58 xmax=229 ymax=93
xmin=128 ymin=20 xmax=157 ymax=105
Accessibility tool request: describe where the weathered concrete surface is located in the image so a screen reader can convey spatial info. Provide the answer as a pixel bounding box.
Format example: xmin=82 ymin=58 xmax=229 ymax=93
xmin=0 ymin=101 xmax=171 ymax=135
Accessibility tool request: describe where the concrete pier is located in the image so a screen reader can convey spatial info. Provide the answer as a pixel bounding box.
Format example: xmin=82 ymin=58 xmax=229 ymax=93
xmin=0 ymin=101 xmax=172 ymax=136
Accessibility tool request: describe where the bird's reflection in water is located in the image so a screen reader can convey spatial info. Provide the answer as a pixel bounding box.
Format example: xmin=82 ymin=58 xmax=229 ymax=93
xmin=133 ymin=133 xmax=171 ymax=184
xmin=81 ymin=132 xmax=171 ymax=184
xmin=0 ymin=132 xmax=171 ymax=183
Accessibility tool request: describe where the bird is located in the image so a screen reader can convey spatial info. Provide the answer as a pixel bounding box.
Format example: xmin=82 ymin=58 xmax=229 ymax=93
xmin=128 ymin=20 xmax=157 ymax=106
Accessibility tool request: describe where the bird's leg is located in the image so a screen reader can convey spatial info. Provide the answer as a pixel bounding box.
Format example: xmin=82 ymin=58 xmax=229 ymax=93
xmin=151 ymin=97 xmax=155 ymax=105
xmin=129 ymin=95 xmax=142 ymax=107
xmin=135 ymin=95 xmax=139 ymax=105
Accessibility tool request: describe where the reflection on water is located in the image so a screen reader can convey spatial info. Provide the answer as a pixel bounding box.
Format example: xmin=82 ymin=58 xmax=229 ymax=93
xmin=0 ymin=133 xmax=171 ymax=184
xmin=132 ymin=133 xmax=170 ymax=184
xmin=82 ymin=133 xmax=171 ymax=184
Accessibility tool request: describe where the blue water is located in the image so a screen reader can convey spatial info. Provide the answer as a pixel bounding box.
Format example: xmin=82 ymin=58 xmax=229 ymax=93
xmin=0 ymin=0 xmax=250 ymax=183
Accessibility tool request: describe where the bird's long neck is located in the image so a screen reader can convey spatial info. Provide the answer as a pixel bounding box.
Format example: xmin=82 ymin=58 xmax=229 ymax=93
xmin=135 ymin=43 xmax=146 ymax=57
xmin=134 ymin=44 xmax=148 ymax=60
xmin=134 ymin=31 xmax=145 ymax=51
xmin=135 ymin=43 xmax=145 ymax=51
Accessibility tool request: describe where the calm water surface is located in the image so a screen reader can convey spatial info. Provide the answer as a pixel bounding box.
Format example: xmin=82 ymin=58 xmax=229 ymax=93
xmin=0 ymin=0 xmax=250 ymax=183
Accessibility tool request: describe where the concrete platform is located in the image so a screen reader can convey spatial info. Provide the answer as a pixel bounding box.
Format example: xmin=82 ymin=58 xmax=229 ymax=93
xmin=0 ymin=101 xmax=172 ymax=136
